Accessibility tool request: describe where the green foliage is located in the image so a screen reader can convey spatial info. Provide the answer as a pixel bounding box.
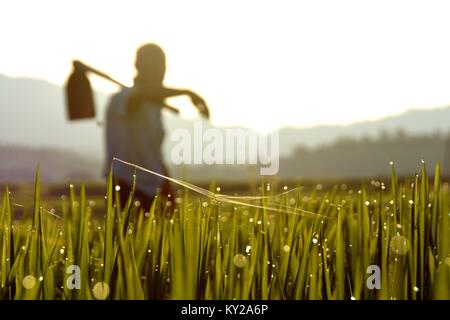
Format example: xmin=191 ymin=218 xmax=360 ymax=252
xmin=0 ymin=162 xmax=449 ymax=300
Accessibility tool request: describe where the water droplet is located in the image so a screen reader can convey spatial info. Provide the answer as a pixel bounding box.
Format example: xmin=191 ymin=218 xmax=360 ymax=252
xmin=283 ymin=245 xmax=291 ymax=253
xmin=38 ymin=276 xmax=44 ymax=281
xmin=245 ymin=245 xmax=251 ymax=254
xmin=289 ymin=198 xmax=296 ymax=205
xmin=364 ymin=201 xmax=370 ymax=206
xmin=216 ymin=187 xmax=221 ymax=192
xmin=413 ymin=286 xmax=419 ymax=292
xmin=408 ymin=200 xmax=414 ymax=205
xmin=202 ymin=202 xmax=208 ymax=208
xmin=134 ymin=200 xmax=141 ymax=207
xmin=390 ymin=235 xmax=409 ymax=255
xmin=233 ymin=254 xmax=247 ymax=268
xmin=445 ymin=257 xmax=450 ymax=267
xmin=257 ymin=220 xmax=262 ymax=225
xmin=114 ymin=185 xmax=121 ymax=192
xmin=22 ymin=275 xmax=37 ymax=289
xmin=60 ymin=248 xmax=65 ymax=255
xmin=92 ymin=282 xmax=110 ymax=300
xmin=351 ymin=296 xmax=356 ymax=300
xmin=389 ymin=161 xmax=394 ymax=166
xmin=312 ymin=238 xmax=318 ymax=244
xmin=283 ymin=185 xmax=288 ymax=191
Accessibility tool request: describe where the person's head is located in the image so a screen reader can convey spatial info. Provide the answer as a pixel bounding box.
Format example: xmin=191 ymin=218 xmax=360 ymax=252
xmin=135 ymin=43 xmax=166 ymax=84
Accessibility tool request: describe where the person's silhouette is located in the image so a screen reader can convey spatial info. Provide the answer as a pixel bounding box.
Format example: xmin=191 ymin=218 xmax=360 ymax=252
xmin=104 ymin=43 xmax=209 ymax=210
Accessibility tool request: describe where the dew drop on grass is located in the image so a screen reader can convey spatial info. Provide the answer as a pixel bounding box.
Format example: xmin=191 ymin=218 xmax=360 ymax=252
xmin=202 ymin=202 xmax=208 ymax=208
xmin=283 ymin=245 xmax=290 ymax=253
xmin=445 ymin=257 xmax=450 ymax=267
xmin=413 ymin=286 xmax=419 ymax=292
xmin=92 ymin=282 xmax=110 ymax=300
xmin=233 ymin=254 xmax=247 ymax=268
xmin=115 ymin=185 xmax=121 ymax=192
xmin=364 ymin=201 xmax=370 ymax=206
xmin=22 ymin=275 xmax=36 ymax=290
xmin=283 ymin=185 xmax=288 ymax=191
xmin=390 ymin=235 xmax=409 ymax=255
xmin=134 ymin=200 xmax=141 ymax=207
xmin=312 ymin=238 xmax=318 ymax=244
xmin=245 ymin=245 xmax=251 ymax=253
xmin=351 ymin=296 xmax=356 ymax=300
xmin=216 ymin=187 xmax=221 ymax=192
xmin=38 ymin=276 xmax=44 ymax=281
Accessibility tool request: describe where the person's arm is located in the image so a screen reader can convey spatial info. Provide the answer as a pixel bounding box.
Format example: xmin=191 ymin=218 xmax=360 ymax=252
xmin=127 ymin=85 xmax=209 ymax=118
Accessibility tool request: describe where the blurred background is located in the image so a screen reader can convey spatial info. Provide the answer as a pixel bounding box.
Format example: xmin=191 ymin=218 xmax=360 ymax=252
xmin=2 ymin=0 xmax=450 ymax=186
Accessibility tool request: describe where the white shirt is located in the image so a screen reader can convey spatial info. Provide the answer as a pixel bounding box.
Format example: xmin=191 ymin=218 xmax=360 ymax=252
xmin=104 ymin=87 xmax=166 ymax=195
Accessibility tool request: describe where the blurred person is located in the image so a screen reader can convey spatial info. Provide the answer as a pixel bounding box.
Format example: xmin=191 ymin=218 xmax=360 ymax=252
xmin=104 ymin=43 xmax=209 ymax=211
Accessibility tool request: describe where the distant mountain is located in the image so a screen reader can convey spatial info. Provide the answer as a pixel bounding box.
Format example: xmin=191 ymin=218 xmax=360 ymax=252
xmin=0 ymin=145 xmax=100 ymax=182
xmin=2 ymin=72 xmax=450 ymax=166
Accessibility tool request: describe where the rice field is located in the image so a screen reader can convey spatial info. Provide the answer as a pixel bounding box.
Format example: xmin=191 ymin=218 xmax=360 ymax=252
xmin=0 ymin=161 xmax=449 ymax=300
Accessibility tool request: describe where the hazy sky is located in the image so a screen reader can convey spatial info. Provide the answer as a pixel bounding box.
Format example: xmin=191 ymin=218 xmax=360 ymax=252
xmin=2 ymin=0 xmax=450 ymax=132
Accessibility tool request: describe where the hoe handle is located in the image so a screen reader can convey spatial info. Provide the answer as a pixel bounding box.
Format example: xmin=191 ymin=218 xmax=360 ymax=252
xmin=73 ymin=60 xmax=180 ymax=114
